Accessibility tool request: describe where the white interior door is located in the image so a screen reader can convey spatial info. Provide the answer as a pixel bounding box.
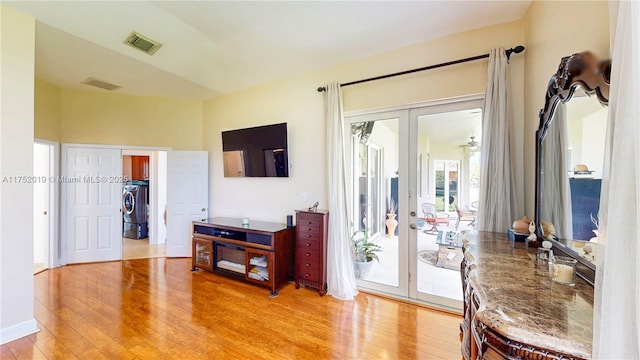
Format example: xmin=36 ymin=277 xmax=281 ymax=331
xmin=65 ymin=147 xmax=122 ymax=264
xmin=166 ymin=151 xmax=208 ymax=258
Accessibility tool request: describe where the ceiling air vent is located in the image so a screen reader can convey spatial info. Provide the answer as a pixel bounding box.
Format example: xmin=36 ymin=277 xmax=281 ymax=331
xmin=81 ymin=77 xmax=121 ymax=91
xmin=124 ymin=31 xmax=162 ymax=55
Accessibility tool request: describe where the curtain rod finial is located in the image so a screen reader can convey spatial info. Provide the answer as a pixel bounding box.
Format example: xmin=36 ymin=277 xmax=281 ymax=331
xmin=512 ymin=45 xmax=525 ymax=54
xmin=506 ymin=45 xmax=526 ymax=60
xmin=317 ymin=86 xmax=326 ymax=92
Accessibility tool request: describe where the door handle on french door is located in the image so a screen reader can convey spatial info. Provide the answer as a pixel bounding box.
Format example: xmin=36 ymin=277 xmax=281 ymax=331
xmin=409 ymin=223 xmax=417 ymax=230
xmin=410 ymin=211 xmax=416 ymax=217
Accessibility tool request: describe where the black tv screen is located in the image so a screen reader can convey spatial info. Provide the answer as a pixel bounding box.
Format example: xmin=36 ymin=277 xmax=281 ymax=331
xmin=221 ymin=123 xmax=289 ymax=177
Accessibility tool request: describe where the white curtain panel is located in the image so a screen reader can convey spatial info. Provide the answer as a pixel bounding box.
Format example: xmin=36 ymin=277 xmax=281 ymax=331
xmin=541 ymin=103 xmax=573 ymax=239
xmin=325 ymin=83 xmax=358 ymax=301
xmin=477 ymin=48 xmax=518 ymax=232
xmin=593 ymin=1 xmax=640 ymax=357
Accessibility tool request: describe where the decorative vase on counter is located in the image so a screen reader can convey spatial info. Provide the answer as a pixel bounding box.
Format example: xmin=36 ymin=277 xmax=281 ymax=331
xmin=385 ymin=214 xmax=398 ymax=238
xmin=512 ymin=216 xmax=531 ymax=234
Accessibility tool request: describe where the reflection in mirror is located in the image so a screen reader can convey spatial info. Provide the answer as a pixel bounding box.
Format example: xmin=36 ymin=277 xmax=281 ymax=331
xmin=535 ymin=51 xmax=610 ymax=284
xmin=540 ymin=89 xmax=607 ymax=265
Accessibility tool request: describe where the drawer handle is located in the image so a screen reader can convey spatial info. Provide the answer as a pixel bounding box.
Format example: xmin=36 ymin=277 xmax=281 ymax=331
xmin=307 ymin=221 xmax=313 ymax=225
xmin=305 ymin=263 xmax=310 ymax=267
xmin=307 ymin=235 xmax=312 ymax=238
xmin=306 ymin=243 xmax=311 ymax=247
xmin=305 ymin=273 xmax=310 ymax=277
xmin=306 ymin=253 xmax=311 ymax=257
xmin=307 ymin=228 xmax=313 ymax=231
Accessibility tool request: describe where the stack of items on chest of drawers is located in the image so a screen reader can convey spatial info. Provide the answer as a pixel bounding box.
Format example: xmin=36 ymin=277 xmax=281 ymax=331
xmin=294 ymin=210 xmax=329 ymax=296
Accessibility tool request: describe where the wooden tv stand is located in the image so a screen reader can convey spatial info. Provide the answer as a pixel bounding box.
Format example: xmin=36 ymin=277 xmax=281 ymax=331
xmin=191 ymin=217 xmax=295 ymax=297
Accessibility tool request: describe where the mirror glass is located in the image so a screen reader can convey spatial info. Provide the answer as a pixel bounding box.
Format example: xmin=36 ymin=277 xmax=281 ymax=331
xmin=540 ymin=88 xmax=607 ymax=265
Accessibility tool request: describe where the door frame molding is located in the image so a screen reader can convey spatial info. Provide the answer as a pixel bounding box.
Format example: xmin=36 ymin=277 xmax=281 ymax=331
xmin=60 ymin=143 xmax=171 ymax=266
xmin=344 ymin=94 xmax=484 ymax=118
xmin=34 ymin=139 xmax=59 ymax=269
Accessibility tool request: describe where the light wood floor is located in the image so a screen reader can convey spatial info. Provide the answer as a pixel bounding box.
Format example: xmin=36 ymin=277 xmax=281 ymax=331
xmin=2 ymin=258 xmax=462 ymax=359
xmin=122 ymin=238 xmax=166 ymax=260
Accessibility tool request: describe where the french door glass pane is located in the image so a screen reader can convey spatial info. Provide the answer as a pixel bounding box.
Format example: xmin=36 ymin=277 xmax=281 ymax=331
xmin=351 ymin=117 xmax=399 ymax=289
xmin=415 ymin=107 xmax=482 ymax=306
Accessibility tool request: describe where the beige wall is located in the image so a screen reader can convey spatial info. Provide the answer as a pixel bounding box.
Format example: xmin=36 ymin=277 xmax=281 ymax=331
xmin=1 ymin=4 xmax=38 ymax=342
xmin=523 ymin=0 xmax=610 ymax=217
xmin=58 ymin=89 xmax=204 ymax=150
xmin=204 ymin=20 xmax=526 ymax=223
xmin=30 ymin=1 xmax=612 ymax=223
xmin=34 ymin=77 xmax=61 ymax=141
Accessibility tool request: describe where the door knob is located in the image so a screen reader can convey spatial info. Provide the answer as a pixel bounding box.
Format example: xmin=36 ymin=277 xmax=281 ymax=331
xmin=409 ymin=223 xmax=417 ymax=230
xmin=410 ymin=211 xmax=416 ymax=217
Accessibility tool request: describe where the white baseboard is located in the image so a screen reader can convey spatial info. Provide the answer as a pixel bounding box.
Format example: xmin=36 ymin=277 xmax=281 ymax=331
xmin=0 ymin=318 xmax=39 ymax=345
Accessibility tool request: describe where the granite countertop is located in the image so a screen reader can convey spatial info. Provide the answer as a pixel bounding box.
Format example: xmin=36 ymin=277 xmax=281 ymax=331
xmin=463 ymin=231 xmax=594 ymax=359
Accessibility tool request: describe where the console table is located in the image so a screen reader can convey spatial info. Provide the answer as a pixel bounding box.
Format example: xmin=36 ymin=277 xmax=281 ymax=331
xmin=461 ymin=231 xmax=594 ymax=359
xmin=191 ymin=217 xmax=295 ymax=297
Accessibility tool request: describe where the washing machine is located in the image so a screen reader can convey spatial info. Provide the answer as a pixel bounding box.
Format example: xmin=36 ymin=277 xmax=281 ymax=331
xmin=122 ymin=181 xmax=148 ymax=239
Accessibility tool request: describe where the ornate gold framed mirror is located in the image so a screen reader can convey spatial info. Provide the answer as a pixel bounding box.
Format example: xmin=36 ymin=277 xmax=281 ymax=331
xmin=534 ymin=51 xmax=611 ymax=285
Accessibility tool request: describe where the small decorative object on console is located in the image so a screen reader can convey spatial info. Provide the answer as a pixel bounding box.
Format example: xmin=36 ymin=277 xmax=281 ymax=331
xmin=512 ymin=216 xmax=531 ymax=234
xmin=526 ymin=221 xmax=537 ymax=247
xmin=308 ymin=201 xmax=319 ymax=212
xmin=541 ymin=221 xmax=556 ymax=240
xmin=552 ymin=256 xmax=577 ymax=286
xmin=537 ymin=240 xmax=553 ymax=266
xmin=509 ymin=216 xmax=531 ymax=245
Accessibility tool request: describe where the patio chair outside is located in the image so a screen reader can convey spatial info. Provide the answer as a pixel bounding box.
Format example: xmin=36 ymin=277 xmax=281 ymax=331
xmin=421 ymin=203 xmax=450 ymax=235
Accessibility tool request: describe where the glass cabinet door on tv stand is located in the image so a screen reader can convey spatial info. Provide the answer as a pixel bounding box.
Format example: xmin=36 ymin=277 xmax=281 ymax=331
xmin=193 ymin=238 xmax=214 ymax=272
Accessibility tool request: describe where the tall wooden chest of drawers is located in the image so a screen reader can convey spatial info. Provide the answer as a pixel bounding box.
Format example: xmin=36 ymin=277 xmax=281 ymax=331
xmin=295 ymin=210 xmax=329 ymax=296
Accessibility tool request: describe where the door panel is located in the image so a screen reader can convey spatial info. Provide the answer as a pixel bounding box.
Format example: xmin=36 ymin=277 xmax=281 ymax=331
xmin=345 ymin=110 xmax=408 ymax=296
xmin=66 ymin=147 xmax=122 ymax=263
xmin=411 ymin=101 xmax=482 ymax=311
xmin=166 ymin=151 xmax=208 ymax=258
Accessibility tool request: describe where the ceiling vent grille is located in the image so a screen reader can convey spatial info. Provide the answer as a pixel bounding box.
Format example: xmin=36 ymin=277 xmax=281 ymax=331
xmin=81 ymin=77 xmax=121 ymax=91
xmin=124 ymin=31 xmax=162 ymax=55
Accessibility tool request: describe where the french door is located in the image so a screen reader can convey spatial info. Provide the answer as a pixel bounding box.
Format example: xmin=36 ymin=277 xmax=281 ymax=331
xmin=345 ymin=96 xmax=482 ymax=311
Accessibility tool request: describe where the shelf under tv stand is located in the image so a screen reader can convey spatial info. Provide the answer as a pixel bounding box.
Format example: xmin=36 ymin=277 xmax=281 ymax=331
xmin=191 ymin=217 xmax=295 ymax=297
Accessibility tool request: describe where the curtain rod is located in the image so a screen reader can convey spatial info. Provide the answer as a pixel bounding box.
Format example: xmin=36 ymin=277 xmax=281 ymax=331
xmin=316 ymin=45 xmax=525 ymax=92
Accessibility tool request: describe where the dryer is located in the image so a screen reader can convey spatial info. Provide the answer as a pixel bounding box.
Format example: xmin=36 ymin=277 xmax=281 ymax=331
xmin=122 ymin=182 xmax=148 ymax=239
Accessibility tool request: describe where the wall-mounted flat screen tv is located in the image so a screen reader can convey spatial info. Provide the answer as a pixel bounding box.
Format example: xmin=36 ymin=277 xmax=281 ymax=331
xmin=222 ymin=122 xmax=289 ymax=177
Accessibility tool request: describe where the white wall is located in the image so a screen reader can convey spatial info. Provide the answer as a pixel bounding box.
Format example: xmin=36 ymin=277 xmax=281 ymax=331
xmin=0 ymin=4 xmax=38 ymax=344
xmin=368 ymin=120 xmax=399 ymax=181
xmin=580 ymin=109 xmax=607 ymax=178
